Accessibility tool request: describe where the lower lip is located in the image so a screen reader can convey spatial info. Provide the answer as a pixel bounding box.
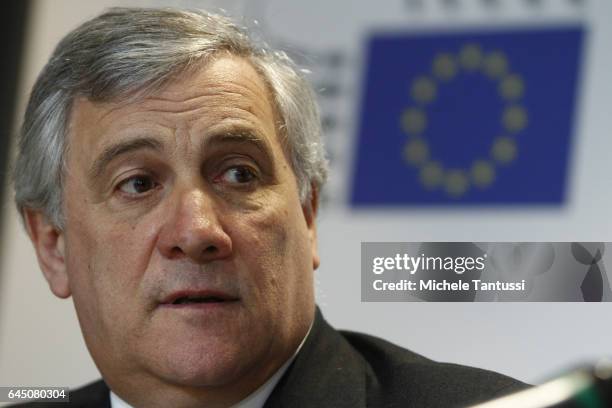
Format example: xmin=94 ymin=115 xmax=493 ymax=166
xmin=159 ymin=300 xmax=239 ymax=311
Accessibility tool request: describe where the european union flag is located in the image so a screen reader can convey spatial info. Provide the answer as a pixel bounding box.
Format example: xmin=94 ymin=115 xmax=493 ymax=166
xmin=351 ymin=26 xmax=585 ymax=205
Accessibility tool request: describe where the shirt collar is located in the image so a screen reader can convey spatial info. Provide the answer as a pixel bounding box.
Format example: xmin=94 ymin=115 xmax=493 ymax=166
xmin=110 ymin=321 xmax=313 ymax=408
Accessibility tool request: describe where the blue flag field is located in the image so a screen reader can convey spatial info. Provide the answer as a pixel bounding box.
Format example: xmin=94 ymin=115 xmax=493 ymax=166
xmin=351 ymin=26 xmax=585 ymax=205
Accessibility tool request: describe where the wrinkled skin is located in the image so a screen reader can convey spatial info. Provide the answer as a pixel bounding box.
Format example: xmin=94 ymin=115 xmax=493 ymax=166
xmin=25 ymin=55 xmax=319 ymax=408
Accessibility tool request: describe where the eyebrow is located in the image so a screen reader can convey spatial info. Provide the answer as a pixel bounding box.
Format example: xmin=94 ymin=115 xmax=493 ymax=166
xmin=204 ymin=129 xmax=273 ymax=162
xmin=88 ymin=137 xmax=164 ymax=181
xmin=87 ymin=128 xmax=275 ymax=181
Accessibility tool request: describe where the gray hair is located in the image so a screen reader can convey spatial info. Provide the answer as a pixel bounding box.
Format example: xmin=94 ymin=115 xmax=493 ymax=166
xmin=14 ymin=7 xmax=328 ymax=229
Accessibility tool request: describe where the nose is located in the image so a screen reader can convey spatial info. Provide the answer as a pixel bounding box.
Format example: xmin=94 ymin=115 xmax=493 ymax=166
xmin=157 ymin=188 xmax=232 ymax=263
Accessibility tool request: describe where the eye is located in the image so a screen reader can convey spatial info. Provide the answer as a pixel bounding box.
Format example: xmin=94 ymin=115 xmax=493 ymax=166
xmin=117 ymin=175 xmax=158 ymax=195
xmin=217 ymin=166 xmax=257 ymax=185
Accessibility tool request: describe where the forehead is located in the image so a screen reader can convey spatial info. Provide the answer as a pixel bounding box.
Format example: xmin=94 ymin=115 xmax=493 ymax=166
xmin=68 ymin=55 xmax=280 ymax=155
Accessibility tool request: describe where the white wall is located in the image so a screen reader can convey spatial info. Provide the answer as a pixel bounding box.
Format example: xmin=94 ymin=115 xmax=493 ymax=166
xmin=2 ymin=0 xmax=612 ymax=399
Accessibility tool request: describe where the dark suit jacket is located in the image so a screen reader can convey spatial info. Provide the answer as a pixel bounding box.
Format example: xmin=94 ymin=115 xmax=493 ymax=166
xmin=11 ymin=308 xmax=527 ymax=407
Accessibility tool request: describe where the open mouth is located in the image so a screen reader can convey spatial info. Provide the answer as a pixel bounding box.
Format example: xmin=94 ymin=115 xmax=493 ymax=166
xmin=171 ymin=296 xmax=230 ymax=305
xmin=162 ymin=290 xmax=239 ymax=307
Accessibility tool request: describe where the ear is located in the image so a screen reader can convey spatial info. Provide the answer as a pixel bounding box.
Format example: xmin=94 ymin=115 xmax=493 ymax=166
xmin=302 ymin=185 xmax=320 ymax=270
xmin=23 ymin=209 xmax=71 ymax=298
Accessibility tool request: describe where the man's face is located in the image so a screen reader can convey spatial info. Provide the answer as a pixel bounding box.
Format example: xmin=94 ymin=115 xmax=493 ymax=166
xmin=47 ymin=56 xmax=319 ymax=402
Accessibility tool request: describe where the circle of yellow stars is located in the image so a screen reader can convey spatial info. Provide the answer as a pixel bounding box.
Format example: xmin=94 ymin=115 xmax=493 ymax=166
xmin=400 ymin=43 xmax=527 ymax=198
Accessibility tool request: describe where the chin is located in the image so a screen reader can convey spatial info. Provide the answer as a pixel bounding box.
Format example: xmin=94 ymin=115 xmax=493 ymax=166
xmin=152 ymin=338 xmax=259 ymax=388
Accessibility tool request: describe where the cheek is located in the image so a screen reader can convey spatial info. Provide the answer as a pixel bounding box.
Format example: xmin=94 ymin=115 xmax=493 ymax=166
xmin=232 ymin=200 xmax=291 ymax=260
xmin=228 ymin=198 xmax=311 ymax=299
xmin=64 ymin=210 xmax=156 ymax=327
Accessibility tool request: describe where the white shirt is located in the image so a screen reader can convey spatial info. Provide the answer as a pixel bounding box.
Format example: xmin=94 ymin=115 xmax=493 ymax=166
xmin=110 ymin=324 xmax=312 ymax=408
